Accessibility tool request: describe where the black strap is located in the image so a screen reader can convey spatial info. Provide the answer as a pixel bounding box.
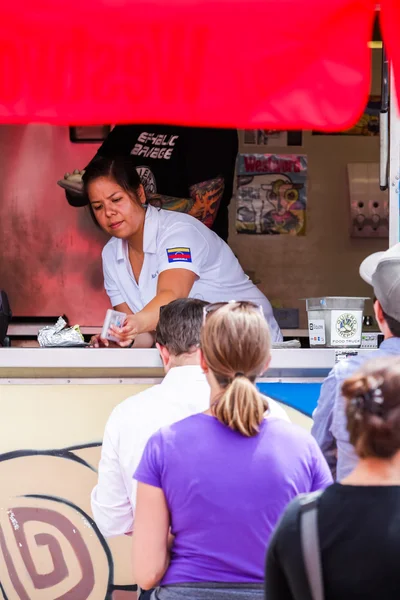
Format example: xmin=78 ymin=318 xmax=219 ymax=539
xmin=299 ymin=491 xmax=324 ymax=600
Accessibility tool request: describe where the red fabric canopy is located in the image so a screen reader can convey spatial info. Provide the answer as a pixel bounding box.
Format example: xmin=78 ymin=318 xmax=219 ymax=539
xmin=0 ymin=0 xmax=392 ymax=130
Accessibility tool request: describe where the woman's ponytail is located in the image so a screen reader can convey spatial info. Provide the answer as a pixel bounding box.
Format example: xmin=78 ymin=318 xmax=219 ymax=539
xmin=201 ymin=303 xmax=271 ymax=437
xmin=214 ymin=375 xmax=269 ymax=437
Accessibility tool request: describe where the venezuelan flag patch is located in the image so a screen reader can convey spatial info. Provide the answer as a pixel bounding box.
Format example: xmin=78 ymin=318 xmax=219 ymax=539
xmin=166 ymin=247 xmax=192 ymax=263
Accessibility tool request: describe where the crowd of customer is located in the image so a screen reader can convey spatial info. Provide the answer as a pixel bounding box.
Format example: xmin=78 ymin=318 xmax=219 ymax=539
xmin=266 ymin=356 xmax=400 ymax=600
xmin=91 ymin=244 xmax=400 ymax=600
xmin=312 ymin=243 xmax=400 ymax=479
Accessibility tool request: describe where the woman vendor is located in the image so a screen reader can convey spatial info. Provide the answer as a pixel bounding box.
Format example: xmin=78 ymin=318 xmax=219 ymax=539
xmin=84 ymin=155 xmax=282 ymax=347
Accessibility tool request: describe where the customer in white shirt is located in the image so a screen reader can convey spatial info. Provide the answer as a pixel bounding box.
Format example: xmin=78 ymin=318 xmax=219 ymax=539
xmin=91 ymin=298 xmax=289 ymax=539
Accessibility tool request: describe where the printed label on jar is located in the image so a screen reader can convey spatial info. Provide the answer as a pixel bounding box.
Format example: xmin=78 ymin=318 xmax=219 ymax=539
xmin=330 ymin=310 xmax=362 ymax=346
xmin=308 ymin=319 xmax=326 ymax=345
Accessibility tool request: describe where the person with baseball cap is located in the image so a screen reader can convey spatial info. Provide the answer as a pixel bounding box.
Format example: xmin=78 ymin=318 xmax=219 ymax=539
xmin=312 ymin=243 xmax=400 ymax=480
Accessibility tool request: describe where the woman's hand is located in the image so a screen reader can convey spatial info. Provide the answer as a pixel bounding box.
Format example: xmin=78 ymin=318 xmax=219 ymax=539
xmin=89 ymin=330 xmax=154 ymax=349
xmin=57 ymin=169 xmax=85 ymax=194
xmin=109 ymin=314 xmax=143 ymax=347
xmin=89 ymin=334 xmax=119 ymax=348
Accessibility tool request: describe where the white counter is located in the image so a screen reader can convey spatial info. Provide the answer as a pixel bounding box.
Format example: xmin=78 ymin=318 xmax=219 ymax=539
xmin=0 ymin=347 xmax=376 ymax=381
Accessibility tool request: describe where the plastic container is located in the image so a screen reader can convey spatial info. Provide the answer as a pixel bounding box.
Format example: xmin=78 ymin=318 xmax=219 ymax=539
xmin=306 ymin=297 xmax=369 ymax=348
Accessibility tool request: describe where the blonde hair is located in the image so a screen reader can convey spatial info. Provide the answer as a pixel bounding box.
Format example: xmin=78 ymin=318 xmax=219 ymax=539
xmin=201 ymin=303 xmax=271 ymax=437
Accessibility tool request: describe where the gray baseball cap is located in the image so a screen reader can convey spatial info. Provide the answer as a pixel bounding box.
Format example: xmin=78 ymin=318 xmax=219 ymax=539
xmin=359 ymin=243 xmax=400 ymax=321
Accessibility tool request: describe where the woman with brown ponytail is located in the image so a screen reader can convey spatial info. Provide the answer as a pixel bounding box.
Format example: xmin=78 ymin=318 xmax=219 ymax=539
xmin=266 ymin=356 xmax=400 ymax=600
xmin=132 ymin=301 xmax=332 ymax=600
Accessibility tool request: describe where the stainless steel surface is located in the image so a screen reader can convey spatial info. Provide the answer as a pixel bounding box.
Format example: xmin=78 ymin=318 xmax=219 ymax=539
xmin=8 ymin=324 xmax=100 ymax=336
xmin=0 ymin=124 xmax=110 ymax=326
xmin=306 ymin=296 xmax=368 ymax=348
xmin=379 ymin=112 xmax=389 ymax=190
xmin=0 ymin=348 xmax=162 ymax=368
xmin=348 ymin=162 xmax=388 ymax=238
xmin=6 ymin=325 xmax=307 ymax=338
xmin=0 ymin=376 xmax=326 ymax=385
xmin=389 ymin=67 xmax=400 ymax=246
xmin=380 ymin=47 xmax=389 ymax=191
xmin=282 ymin=329 xmax=308 ymax=337
xmin=0 ymin=348 xmax=376 ymax=380
xmin=12 ymin=326 xmax=379 ymax=339
xmin=306 ymin=297 xmax=368 ymax=310
xmin=0 ymin=377 xmax=164 ymax=385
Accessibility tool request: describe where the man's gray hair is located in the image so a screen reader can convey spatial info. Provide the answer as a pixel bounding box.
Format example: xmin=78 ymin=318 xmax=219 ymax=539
xmin=155 ymin=298 xmax=209 ymax=356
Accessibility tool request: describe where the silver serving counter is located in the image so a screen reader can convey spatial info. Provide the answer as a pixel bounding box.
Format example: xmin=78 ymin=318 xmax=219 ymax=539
xmin=0 ymin=347 xmax=375 ymax=382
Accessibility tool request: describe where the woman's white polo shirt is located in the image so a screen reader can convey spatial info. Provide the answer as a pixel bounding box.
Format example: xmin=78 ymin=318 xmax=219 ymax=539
xmin=101 ymin=205 xmax=282 ymax=341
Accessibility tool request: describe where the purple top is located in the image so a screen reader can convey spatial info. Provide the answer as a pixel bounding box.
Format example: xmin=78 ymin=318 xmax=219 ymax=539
xmin=134 ymin=414 xmax=332 ymax=585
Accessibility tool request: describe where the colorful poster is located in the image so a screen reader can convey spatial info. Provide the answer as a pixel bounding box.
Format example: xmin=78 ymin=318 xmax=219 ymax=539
xmin=236 ymin=154 xmax=307 ymax=235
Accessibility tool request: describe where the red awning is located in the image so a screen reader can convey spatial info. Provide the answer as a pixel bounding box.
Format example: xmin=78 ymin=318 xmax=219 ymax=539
xmin=0 ymin=0 xmax=394 ymax=130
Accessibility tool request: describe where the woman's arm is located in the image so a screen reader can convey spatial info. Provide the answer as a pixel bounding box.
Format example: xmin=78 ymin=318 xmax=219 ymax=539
xmin=114 ymin=304 xmax=155 ymax=348
xmin=132 ymin=482 xmax=171 ymax=590
xmin=90 ymin=302 xmax=154 ymax=348
xmin=110 ymin=269 xmax=197 ymax=346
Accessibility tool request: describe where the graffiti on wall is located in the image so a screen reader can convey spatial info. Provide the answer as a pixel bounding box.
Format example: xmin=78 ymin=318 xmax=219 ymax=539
xmin=0 ymin=444 xmax=136 ymax=600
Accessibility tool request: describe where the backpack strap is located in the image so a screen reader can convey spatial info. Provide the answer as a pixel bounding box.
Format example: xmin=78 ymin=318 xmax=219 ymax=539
xmin=299 ymin=491 xmax=324 ymax=600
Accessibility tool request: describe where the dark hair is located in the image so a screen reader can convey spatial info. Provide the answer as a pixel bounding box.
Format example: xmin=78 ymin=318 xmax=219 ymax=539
xmin=155 ymin=299 xmax=209 ymax=356
xmin=382 ymin=310 xmax=400 ymax=337
xmin=342 ymin=356 xmax=400 ymax=459
xmin=82 ymin=155 xmax=143 ymax=227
